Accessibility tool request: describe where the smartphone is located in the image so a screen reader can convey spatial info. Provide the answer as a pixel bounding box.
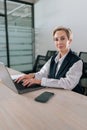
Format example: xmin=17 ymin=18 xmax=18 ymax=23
xmin=34 ymin=91 xmax=54 ymax=103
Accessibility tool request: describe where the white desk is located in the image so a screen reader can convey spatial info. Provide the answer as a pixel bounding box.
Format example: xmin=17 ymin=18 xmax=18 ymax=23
xmin=0 ymin=68 xmax=87 ymax=130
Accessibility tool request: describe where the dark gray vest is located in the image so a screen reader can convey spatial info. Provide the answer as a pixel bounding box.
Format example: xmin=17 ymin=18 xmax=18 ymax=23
xmin=48 ymin=50 xmax=83 ymax=94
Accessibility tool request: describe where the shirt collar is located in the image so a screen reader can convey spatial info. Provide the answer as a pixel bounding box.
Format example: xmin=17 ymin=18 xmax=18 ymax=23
xmin=55 ymin=50 xmax=70 ymax=63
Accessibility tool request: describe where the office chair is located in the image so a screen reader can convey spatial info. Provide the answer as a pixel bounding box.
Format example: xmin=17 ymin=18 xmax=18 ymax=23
xmin=28 ymin=55 xmax=46 ymax=73
xmin=79 ymin=52 xmax=87 ymax=95
xmin=79 ymin=52 xmax=87 ymax=62
xmin=27 ymin=50 xmax=57 ymax=73
xmin=79 ymin=52 xmax=87 ymax=78
xmin=45 ymin=50 xmax=57 ymax=61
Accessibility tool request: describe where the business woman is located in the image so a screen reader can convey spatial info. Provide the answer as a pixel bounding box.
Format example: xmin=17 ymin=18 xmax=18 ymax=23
xmin=16 ymin=26 xmax=83 ymax=94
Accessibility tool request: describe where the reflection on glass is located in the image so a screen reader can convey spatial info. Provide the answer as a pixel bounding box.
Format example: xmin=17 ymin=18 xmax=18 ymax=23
xmin=7 ymin=2 xmax=32 ymax=27
xmin=0 ymin=16 xmax=7 ymax=65
xmin=7 ymin=1 xmax=34 ymax=72
xmin=0 ymin=0 xmax=4 ymax=14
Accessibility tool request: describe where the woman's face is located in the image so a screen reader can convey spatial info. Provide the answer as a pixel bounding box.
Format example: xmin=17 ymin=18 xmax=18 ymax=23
xmin=53 ymin=30 xmax=72 ymax=53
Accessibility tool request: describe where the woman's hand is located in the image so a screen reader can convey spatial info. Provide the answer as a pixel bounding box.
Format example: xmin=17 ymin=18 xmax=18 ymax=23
xmin=22 ymin=78 xmax=41 ymax=87
xmin=15 ymin=73 xmax=35 ymax=83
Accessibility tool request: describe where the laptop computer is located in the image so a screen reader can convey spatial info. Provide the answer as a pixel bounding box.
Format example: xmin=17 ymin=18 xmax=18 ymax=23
xmin=0 ymin=63 xmax=44 ymax=94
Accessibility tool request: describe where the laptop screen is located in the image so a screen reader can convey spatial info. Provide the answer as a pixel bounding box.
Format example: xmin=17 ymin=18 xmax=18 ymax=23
xmin=0 ymin=63 xmax=18 ymax=93
xmin=0 ymin=63 xmax=44 ymax=94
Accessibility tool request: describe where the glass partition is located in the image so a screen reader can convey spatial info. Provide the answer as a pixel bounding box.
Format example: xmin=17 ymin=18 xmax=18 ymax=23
xmin=0 ymin=0 xmax=4 ymax=14
xmin=0 ymin=0 xmax=7 ymax=65
xmin=0 ymin=17 xmax=7 ymax=65
xmin=7 ymin=1 xmax=34 ymax=72
xmin=0 ymin=0 xmax=34 ymax=72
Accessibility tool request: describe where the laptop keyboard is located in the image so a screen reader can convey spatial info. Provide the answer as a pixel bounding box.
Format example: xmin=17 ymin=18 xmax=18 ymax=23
xmin=13 ymin=81 xmax=41 ymax=91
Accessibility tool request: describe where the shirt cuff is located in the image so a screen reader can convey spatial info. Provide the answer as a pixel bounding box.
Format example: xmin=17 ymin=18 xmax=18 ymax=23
xmin=41 ymin=78 xmax=47 ymax=86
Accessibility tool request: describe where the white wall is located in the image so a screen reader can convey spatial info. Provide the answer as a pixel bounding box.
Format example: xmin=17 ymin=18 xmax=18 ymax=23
xmin=34 ymin=0 xmax=87 ymax=56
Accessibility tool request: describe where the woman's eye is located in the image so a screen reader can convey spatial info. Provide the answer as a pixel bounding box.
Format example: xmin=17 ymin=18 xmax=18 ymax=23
xmin=61 ymin=37 xmax=65 ymax=40
xmin=54 ymin=37 xmax=66 ymax=41
xmin=54 ymin=38 xmax=59 ymax=41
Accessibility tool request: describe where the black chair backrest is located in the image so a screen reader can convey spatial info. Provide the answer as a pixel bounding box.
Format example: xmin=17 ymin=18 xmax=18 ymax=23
xmin=79 ymin=52 xmax=87 ymax=78
xmin=29 ymin=51 xmax=57 ymax=73
xmin=33 ymin=55 xmax=46 ymax=72
xmin=79 ymin=52 xmax=87 ymax=62
xmin=45 ymin=50 xmax=57 ymax=61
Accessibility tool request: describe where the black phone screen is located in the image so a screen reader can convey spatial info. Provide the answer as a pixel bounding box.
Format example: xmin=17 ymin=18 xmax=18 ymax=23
xmin=34 ymin=91 xmax=54 ymax=103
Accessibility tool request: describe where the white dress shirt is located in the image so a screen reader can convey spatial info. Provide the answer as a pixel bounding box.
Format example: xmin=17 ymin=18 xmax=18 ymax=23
xmin=35 ymin=52 xmax=83 ymax=90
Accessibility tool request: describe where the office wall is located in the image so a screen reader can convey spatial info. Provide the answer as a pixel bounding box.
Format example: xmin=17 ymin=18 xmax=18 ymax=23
xmin=34 ymin=0 xmax=87 ymax=56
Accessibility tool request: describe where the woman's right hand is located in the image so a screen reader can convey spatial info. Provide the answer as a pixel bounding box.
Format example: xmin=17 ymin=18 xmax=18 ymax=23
xmin=15 ymin=73 xmax=35 ymax=83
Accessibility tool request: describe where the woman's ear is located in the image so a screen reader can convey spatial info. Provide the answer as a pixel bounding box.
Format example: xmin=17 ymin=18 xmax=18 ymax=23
xmin=68 ymin=39 xmax=72 ymax=47
xmin=69 ymin=39 xmax=72 ymax=44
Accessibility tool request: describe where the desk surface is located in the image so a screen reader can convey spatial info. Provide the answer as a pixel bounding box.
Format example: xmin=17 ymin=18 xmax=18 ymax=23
xmin=0 ymin=68 xmax=87 ymax=130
